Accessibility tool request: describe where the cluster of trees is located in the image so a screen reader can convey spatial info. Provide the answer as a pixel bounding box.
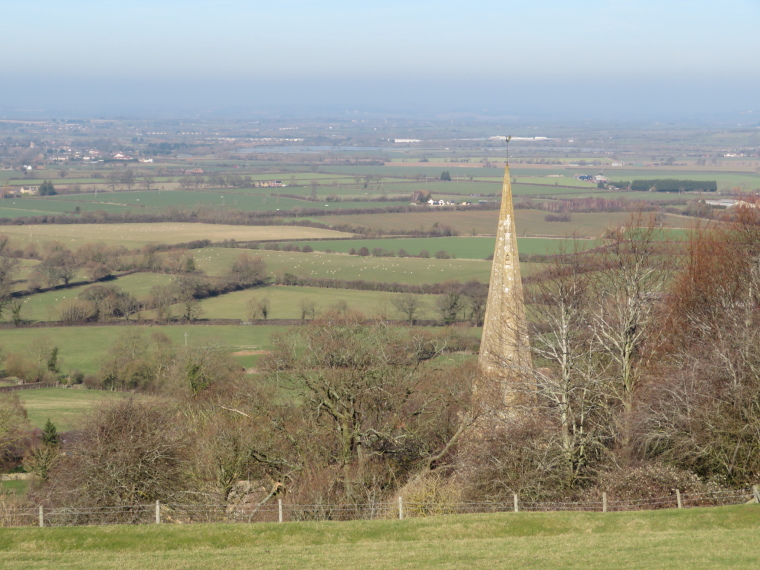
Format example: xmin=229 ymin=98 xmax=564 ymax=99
xmin=544 ymin=213 xmax=572 ymax=222
xmin=346 ymin=246 xmax=454 ymax=259
xmin=38 ymin=180 xmax=56 ymax=196
xmin=1 ymin=319 xmax=478 ymax=523
xmin=94 ymin=330 xmax=242 ymax=393
xmin=3 ymin=337 xmax=62 ymax=384
xmin=468 ymin=211 xmax=760 ymax=504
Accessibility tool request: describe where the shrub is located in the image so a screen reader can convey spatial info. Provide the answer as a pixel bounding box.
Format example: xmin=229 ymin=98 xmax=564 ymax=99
xmin=41 ymin=399 xmax=193 ymax=524
xmin=544 ymin=214 xmax=572 ymax=222
xmin=590 ymin=463 xmax=725 ymax=507
xmin=58 ymin=299 xmax=96 ymax=323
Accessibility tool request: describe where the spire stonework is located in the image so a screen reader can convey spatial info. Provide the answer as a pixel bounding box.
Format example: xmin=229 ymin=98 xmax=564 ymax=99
xmin=477 ymin=162 xmax=532 ymax=404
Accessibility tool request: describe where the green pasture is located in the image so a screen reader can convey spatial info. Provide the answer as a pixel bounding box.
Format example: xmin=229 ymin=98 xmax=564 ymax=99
xmin=0 ymin=197 xmax=129 ymax=217
xmin=0 ymin=325 xmax=286 ymax=376
xmin=378 ymin=180 xmax=499 ymax=196
xmin=245 ymin=173 xmax=356 ymax=182
xmin=193 ymin=248 xmax=493 ymax=284
xmin=0 ymin=505 xmax=758 ymax=568
xmin=49 ymin=191 xmax=409 ymax=212
xmin=49 ymin=191 xmax=311 ymax=212
xmin=514 ymin=176 xmax=594 ymax=188
xmin=511 ymin=184 xmax=605 ymax=197
xmin=4 ymin=177 xmax=104 ymax=186
xmin=196 ymin=286 xmax=439 ymax=321
xmin=10 ymin=388 xmax=145 ymax=431
xmin=248 ymin=186 xmax=390 ymax=199
xmin=0 ymin=191 xmax=411 ymax=220
xmin=323 ymin=165 xmax=506 ymax=178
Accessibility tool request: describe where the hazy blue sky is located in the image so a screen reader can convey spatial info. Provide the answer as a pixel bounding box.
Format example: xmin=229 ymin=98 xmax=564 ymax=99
xmin=2 ymin=0 xmax=758 ymax=119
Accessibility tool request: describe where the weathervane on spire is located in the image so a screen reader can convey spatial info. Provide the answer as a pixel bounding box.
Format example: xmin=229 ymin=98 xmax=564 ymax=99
xmin=506 ymin=135 xmax=512 ymax=165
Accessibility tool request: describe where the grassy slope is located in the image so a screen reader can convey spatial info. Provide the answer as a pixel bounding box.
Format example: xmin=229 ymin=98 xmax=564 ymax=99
xmin=0 ymin=506 xmax=758 ymax=569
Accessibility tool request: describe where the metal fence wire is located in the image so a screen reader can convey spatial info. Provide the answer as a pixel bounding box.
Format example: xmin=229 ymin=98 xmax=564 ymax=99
xmin=0 ymin=487 xmax=755 ymax=528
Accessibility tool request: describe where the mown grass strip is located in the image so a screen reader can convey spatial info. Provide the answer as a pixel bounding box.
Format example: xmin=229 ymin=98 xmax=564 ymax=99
xmin=0 ymin=505 xmax=758 ymax=569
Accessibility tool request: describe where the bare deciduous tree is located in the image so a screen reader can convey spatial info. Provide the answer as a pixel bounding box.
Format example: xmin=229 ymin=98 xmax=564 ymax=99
xmin=391 ymin=293 xmax=423 ymax=324
xmin=588 ymin=214 xmax=673 ymax=448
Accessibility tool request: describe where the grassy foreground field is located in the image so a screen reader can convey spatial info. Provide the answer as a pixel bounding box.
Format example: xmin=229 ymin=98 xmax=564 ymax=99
xmin=0 ymin=505 xmax=758 ymax=569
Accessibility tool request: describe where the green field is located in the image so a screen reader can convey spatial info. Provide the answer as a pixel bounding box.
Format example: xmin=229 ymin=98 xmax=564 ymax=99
xmin=0 ymin=505 xmax=758 ymax=568
xmin=0 ymin=325 xmax=287 ymax=375
xmin=197 ymin=286 xmax=440 ymax=321
xmin=0 ymin=191 xmax=411 ymax=218
xmin=193 ymin=248 xmax=493 ymax=284
xmin=11 ymin=388 xmax=145 ymax=431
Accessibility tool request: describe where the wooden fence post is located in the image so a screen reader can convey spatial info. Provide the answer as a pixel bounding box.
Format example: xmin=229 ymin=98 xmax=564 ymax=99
xmin=398 ymin=496 xmax=404 ymax=520
xmin=39 ymin=505 xmax=44 ymax=528
xmin=602 ymin=492 xmax=608 ymax=513
xmin=278 ymin=498 xmax=283 ymax=523
xmin=513 ymin=493 xmax=519 ymax=513
xmin=155 ymin=500 xmax=161 ymax=524
xmin=676 ymin=489 xmax=682 ymax=509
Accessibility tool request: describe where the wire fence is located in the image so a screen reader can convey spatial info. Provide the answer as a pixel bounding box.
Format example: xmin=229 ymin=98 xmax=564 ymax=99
xmin=1 ymin=487 xmax=756 ymax=528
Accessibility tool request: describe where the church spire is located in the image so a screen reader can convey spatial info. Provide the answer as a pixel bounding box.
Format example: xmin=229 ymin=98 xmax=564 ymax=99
xmin=478 ymin=144 xmax=532 ymax=403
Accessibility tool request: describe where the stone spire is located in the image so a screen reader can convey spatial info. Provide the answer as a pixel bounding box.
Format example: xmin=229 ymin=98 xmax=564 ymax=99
xmin=478 ymin=158 xmax=532 ymax=402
